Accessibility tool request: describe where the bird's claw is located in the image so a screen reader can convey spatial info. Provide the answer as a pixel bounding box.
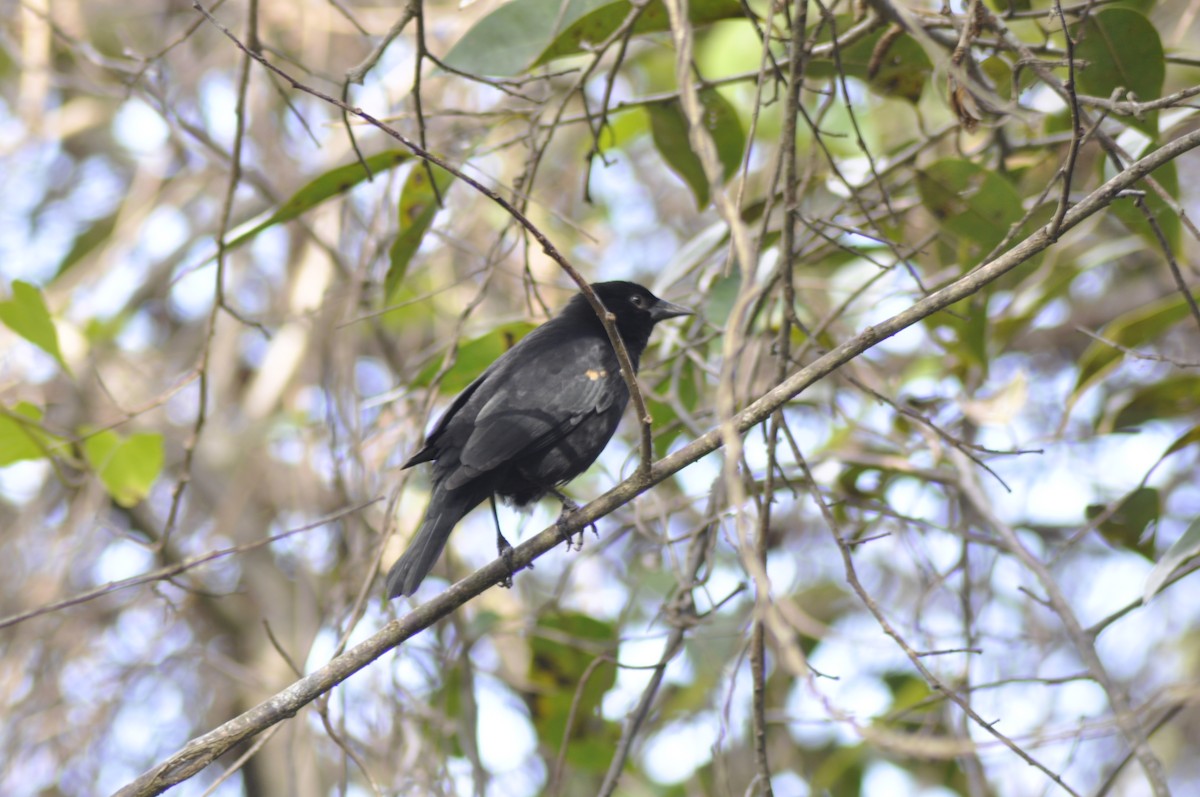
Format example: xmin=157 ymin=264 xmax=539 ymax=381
xmin=555 ymin=499 xmax=597 ymax=552
xmin=497 ymin=533 xmax=517 ymax=589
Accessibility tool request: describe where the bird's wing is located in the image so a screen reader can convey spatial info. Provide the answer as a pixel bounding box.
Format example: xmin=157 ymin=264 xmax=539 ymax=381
xmin=451 ymin=334 xmax=623 ymax=480
xmin=403 ymin=321 xmax=565 ymax=468
xmin=401 ymin=364 xmax=492 ymax=468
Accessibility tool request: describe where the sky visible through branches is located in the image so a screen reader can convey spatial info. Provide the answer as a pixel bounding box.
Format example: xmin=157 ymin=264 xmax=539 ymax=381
xmin=2 ymin=1 xmax=1200 ymax=796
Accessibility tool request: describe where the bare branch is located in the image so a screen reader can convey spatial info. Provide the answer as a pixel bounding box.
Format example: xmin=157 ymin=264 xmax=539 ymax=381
xmin=114 ymin=128 xmax=1200 ymax=797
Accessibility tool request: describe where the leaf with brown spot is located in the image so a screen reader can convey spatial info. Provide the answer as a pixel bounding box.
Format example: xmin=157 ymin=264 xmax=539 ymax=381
xmin=385 ymin=163 xmax=456 ymax=304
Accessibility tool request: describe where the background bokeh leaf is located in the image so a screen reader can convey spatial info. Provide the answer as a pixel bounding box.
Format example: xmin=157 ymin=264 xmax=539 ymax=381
xmin=226 ymin=150 xmax=411 ymax=251
xmin=81 ymin=430 xmax=165 ymax=508
xmin=0 ymin=280 xmax=68 ymax=372
xmin=412 ymin=321 xmax=538 ymax=395
xmin=1073 ymin=8 xmax=1164 ymax=136
xmin=386 ymin=164 xmax=456 ymax=304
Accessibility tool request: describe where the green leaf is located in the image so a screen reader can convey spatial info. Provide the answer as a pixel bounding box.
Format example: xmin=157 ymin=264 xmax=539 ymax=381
xmin=443 ymin=0 xmax=610 ymax=77
xmin=1144 ymin=517 xmax=1200 ymax=602
xmin=0 ymin=280 xmax=68 ymax=371
xmin=0 ymin=403 xmax=53 ymax=466
xmin=648 ymin=88 xmax=744 ymax=209
xmin=1107 ymin=151 xmax=1180 ymax=253
xmin=1161 ymin=424 xmax=1200 ymax=461
xmin=861 ymin=32 xmax=933 ymax=103
xmin=413 ymin=321 xmax=538 ymax=395
xmin=806 ymin=20 xmax=933 ymax=103
xmin=443 ymin=0 xmax=743 ymax=77
xmin=1111 ymin=376 xmax=1200 ymax=430
xmin=1087 ymin=486 xmax=1158 ymax=557
xmin=647 ymin=397 xmax=678 ymax=458
xmin=804 ymin=15 xmax=865 ymax=80
xmin=916 ymin=160 xmax=1024 ymax=258
xmin=53 ymin=210 xmax=119 ymax=282
xmin=880 ymin=672 xmax=936 ymax=728
xmin=226 ymin=151 xmax=412 ymax=251
xmin=466 ymin=609 xmax=502 ymax=639
xmin=702 ymin=89 xmax=745 ymax=181
xmin=1073 ymin=9 xmax=1164 ymax=136
xmin=648 ymin=101 xmax=704 ymax=203
xmin=984 ymin=0 xmax=1030 ymax=13
xmin=812 ymin=744 xmax=867 ymax=796
xmin=979 ymin=54 xmax=1038 ymax=103
xmin=442 ymin=663 xmax=464 ymax=724
xmin=705 ymin=274 xmax=740 ymax=327
xmin=1072 ymin=291 xmax=1200 ymax=404
xmin=532 ymin=0 xmax=743 ymax=68
xmin=927 ymin=295 xmax=990 ymax=379
xmin=82 ymin=430 xmax=164 ymax=507
xmin=647 ymin=352 xmax=700 ymax=456
xmin=981 ymin=55 xmax=1013 ymax=101
xmin=385 ymin=164 xmax=456 ymax=304
xmin=528 ymin=612 xmax=618 ymax=771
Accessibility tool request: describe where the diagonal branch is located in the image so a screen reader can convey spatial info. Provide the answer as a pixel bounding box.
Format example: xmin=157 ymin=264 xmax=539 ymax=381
xmin=113 ymin=126 xmax=1200 ymax=797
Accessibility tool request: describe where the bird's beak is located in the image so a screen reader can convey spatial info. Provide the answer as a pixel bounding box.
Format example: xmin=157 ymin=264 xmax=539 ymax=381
xmin=651 ymin=299 xmax=693 ymax=321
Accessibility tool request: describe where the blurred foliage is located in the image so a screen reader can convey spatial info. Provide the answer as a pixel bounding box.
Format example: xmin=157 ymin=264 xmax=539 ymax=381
xmin=647 ymin=88 xmax=745 ymax=209
xmin=387 ymin=163 xmax=457 ymax=303
xmin=0 ymin=280 xmax=67 ymax=371
xmin=2 ymin=1 xmax=1200 ymax=797
xmin=80 ymin=428 xmax=165 ymax=508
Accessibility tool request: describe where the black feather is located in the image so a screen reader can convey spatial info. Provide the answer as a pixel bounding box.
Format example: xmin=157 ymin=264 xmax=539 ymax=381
xmin=385 ymin=281 xmax=691 ymax=598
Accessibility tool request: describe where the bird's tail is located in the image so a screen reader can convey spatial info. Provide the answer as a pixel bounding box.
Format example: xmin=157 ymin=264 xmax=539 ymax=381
xmin=385 ymin=482 xmax=487 ymax=599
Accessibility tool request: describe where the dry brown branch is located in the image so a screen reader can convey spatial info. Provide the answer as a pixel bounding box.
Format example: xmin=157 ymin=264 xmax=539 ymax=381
xmin=113 ymin=128 xmax=1200 ymax=797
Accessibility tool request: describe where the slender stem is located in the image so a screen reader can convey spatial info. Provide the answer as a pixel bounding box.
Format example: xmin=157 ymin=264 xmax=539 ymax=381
xmin=114 ymin=127 xmax=1200 ymax=797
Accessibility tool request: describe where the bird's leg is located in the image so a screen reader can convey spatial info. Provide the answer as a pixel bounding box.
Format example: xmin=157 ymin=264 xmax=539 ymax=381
xmin=489 ymin=494 xmax=520 ymax=589
xmin=548 ymin=487 xmax=598 ymax=551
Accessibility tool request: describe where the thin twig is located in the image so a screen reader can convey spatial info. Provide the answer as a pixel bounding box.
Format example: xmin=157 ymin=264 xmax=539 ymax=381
xmin=0 ymin=501 xmax=376 ymax=631
xmin=191 ymin=0 xmax=656 ymax=479
xmin=547 ymin=655 xmax=614 ymax=797
xmin=1047 ymin=0 xmax=1084 ymax=241
xmin=596 ymin=493 xmax=717 ymax=797
xmin=114 ymin=129 xmax=1200 ymax=797
xmin=795 ymin=445 xmax=1083 ymax=796
xmin=1133 ymin=194 xmax=1200 ymax=336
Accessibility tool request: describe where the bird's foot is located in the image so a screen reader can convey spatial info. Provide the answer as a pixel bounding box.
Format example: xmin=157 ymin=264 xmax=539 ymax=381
xmin=553 ymin=494 xmax=597 ymax=551
xmin=496 ymin=531 xmax=518 ymax=589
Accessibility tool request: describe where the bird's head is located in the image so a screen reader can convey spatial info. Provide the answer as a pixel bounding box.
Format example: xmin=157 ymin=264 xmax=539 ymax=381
xmin=582 ymin=281 xmax=692 ymax=349
xmin=560 ymin=281 xmax=691 ymax=356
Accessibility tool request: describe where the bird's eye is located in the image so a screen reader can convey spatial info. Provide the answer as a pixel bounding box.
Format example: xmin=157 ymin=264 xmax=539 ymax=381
xmin=630 ymin=294 xmax=645 ymax=308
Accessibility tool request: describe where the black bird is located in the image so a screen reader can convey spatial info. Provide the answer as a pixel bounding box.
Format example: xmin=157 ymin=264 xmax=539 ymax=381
xmin=385 ymin=281 xmax=691 ymax=598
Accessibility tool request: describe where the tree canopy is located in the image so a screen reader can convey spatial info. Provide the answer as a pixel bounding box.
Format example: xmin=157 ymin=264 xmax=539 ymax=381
xmin=2 ymin=1 xmax=1200 ymax=796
